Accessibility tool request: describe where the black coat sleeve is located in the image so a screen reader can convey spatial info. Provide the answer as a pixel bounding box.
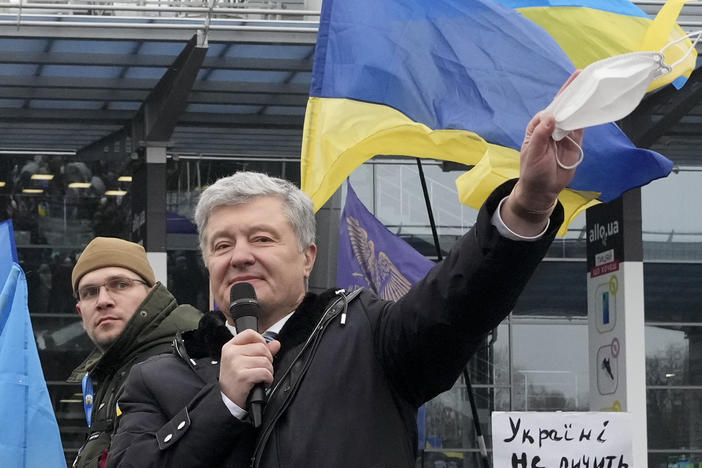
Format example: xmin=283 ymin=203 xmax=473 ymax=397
xmin=105 ymin=354 xmax=254 ymax=468
xmin=369 ymin=178 xmax=563 ymax=405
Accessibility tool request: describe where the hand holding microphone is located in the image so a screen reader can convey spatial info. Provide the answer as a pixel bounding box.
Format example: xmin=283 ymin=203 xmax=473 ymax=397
xmin=219 ymin=282 xmax=279 ymax=428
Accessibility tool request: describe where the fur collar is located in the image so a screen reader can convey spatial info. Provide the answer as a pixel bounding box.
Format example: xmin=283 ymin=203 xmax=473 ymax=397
xmin=182 ymin=289 xmax=340 ymax=362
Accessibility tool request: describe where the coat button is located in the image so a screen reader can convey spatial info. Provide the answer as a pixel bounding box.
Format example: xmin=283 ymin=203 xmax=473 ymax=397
xmin=177 ymin=421 xmax=186 ymax=430
xmin=164 ymin=434 xmax=172 ymax=442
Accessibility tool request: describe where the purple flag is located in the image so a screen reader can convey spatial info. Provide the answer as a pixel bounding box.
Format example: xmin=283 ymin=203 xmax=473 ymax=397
xmin=337 ymin=182 xmax=435 ymax=452
xmin=337 ymin=182 xmax=434 ymax=300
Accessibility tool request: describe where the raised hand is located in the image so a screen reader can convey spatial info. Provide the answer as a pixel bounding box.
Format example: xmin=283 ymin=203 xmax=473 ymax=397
xmin=502 ymin=71 xmax=584 ymax=236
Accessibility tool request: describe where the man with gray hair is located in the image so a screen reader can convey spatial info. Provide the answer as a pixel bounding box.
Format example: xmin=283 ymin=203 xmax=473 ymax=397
xmin=107 ymin=108 xmax=582 ymax=467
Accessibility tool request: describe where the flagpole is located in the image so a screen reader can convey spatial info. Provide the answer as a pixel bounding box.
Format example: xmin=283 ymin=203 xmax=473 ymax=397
xmin=462 ymin=368 xmax=491 ymax=468
xmin=415 ymin=158 xmax=490 ymax=468
xmin=415 ymin=159 xmax=443 ymax=262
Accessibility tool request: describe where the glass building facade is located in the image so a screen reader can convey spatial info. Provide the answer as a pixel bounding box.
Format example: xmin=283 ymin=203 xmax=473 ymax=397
xmin=2 ymin=153 xmax=700 ymax=466
xmin=346 ymin=161 xmax=702 ymax=467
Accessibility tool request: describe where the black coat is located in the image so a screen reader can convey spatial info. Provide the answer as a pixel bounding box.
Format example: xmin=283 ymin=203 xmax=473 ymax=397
xmin=106 ymin=180 xmax=563 ymax=468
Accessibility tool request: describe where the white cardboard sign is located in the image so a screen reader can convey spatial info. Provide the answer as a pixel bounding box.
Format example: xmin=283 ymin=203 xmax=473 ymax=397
xmin=492 ymin=412 xmax=632 ymax=468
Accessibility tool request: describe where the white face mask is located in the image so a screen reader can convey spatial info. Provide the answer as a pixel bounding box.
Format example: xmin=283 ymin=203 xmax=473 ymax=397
xmin=544 ymin=31 xmax=700 ymax=143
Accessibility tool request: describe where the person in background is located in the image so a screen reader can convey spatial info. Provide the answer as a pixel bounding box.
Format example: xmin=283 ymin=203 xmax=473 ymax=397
xmin=67 ymin=237 xmax=201 ymax=468
xmin=28 ymin=262 xmax=52 ymax=313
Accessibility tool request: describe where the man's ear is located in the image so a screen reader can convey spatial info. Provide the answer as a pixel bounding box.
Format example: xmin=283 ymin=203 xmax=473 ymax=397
xmin=303 ymin=244 xmax=317 ymax=278
xmin=75 ymin=303 xmax=83 ymax=318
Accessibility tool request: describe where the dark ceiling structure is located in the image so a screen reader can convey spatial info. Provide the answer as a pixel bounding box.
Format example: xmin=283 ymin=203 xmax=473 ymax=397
xmin=0 ymin=1 xmax=699 ymax=168
xmin=0 ymin=0 xmax=317 ymax=162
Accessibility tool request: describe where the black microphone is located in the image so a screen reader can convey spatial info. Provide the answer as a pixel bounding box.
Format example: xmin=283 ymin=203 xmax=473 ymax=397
xmin=229 ymin=282 xmax=265 ymax=428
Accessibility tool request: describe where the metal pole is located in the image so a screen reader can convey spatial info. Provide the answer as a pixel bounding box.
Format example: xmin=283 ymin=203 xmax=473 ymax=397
xmin=462 ymin=368 xmax=491 ymax=468
xmin=415 ymin=158 xmax=489 ymax=467
xmin=415 ymin=158 xmax=442 ymax=261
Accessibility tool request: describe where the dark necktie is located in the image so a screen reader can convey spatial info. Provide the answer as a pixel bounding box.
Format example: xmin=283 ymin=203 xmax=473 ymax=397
xmin=262 ymin=331 xmax=278 ymax=343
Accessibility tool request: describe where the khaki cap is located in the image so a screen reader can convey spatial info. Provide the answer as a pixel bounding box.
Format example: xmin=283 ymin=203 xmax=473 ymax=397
xmin=71 ymin=237 xmax=155 ymax=294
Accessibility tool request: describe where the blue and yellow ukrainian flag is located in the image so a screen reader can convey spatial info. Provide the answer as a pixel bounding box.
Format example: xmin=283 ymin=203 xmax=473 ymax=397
xmin=501 ymin=0 xmax=694 ymax=90
xmin=301 ymin=0 xmax=693 ymax=234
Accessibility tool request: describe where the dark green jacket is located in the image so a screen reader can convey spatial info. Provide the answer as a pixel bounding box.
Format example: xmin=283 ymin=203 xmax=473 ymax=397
xmin=67 ymin=282 xmax=201 ymax=468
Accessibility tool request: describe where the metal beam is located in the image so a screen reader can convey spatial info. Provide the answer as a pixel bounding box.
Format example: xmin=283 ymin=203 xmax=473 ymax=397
xmin=0 ymin=108 xmax=304 ymax=127
xmin=0 ymin=75 xmax=157 ymax=90
xmin=76 ymin=127 xmax=132 ymax=160
xmin=172 ymin=126 xmax=302 ymax=136
xmin=77 ymin=31 xmax=208 ymax=159
xmin=170 ymin=137 xmax=301 ymax=148
xmin=0 ymin=75 xmax=310 ymax=94
xmin=0 ymin=123 xmax=111 ymax=132
xmin=654 ymin=122 xmax=702 ymax=134
xmin=0 ymin=108 xmax=132 ymax=123
xmin=136 ymin=32 xmax=208 ymax=142
xmin=193 ymin=80 xmax=309 ymax=94
xmin=0 ymin=87 xmax=147 ymax=101
xmin=166 ymin=146 xmax=302 ymax=158
xmin=188 ymin=91 xmax=307 ymax=106
xmin=621 ymin=67 xmax=702 ymax=147
xmin=0 ymin=131 xmax=105 ymax=140
xmin=0 ymin=50 xmax=313 ymax=71
xmin=0 ymin=3 xmax=319 ymax=17
xmin=0 ymin=122 xmax=118 ymax=131
xmin=179 ymin=112 xmax=304 ymax=127
xmin=0 ymin=87 xmax=307 ymax=106
xmin=172 ymin=134 xmax=301 ymax=145
xmin=0 ymin=23 xmax=317 ymax=44
xmin=180 ymin=146 xmax=301 ymax=154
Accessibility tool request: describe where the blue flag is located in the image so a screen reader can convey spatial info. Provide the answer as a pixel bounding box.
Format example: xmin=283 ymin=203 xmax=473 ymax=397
xmin=337 ymin=183 xmax=435 ymax=299
xmin=0 ymin=220 xmax=66 ymax=468
xmin=0 ymin=217 xmax=17 ymax=286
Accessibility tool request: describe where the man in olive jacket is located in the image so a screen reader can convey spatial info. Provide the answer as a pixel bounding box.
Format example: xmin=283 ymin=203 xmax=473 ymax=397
xmin=67 ymin=237 xmax=201 ymax=468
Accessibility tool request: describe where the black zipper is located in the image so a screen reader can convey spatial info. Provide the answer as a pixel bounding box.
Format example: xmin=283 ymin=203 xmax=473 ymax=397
xmin=250 ymin=294 xmax=348 ymax=467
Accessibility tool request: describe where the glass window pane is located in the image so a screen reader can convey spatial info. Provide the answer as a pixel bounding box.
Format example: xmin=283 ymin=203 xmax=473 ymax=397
xmin=648 ymin=452 xmax=702 ymax=468
xmin=647 ymin=388 xmax=702 ymax=450
xmin=165 ymin=158 xmax=301 ymax=224
xmin=423 ymin=384 xmax=510 ymax=453
xmin=167 ymin=249 xmax=208 ymax=311
xmin=349 ymin=160 xmax=480 ymax=259
xmin=644 ymin=263 xmax=702 ymax=324
xmin=646 ymin=325 xmax=702 ymax=386
xmin=48 ymin=382 xmax=84 ymax=465
xmin=465 ymin=324 xmax=509 ymax=386
xmin=511 ymin=320 xmax=590 ymax=411
xmin=21 ymin=248 xmax=80 ymax=315
xmin=512 ymin=261 xmax=587 ymax=318
xmin=34 ymin=315 xmax=93 ymax=381
xmin=2 ymin=156 xmax=133 ymax=247
xmin=642 ymin=169 xmax=702 ymax=261
xmin=349 ymin=159 xmax=589 ymax=260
